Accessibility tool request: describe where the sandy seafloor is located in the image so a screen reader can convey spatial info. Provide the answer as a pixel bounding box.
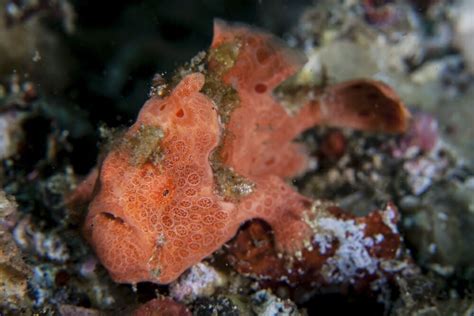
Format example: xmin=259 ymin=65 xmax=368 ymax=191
xmin=1 ymin=0 xmax=474 ymax=315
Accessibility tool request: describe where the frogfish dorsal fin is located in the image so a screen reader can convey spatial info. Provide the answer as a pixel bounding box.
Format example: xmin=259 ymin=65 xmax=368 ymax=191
xmin=211 ymin=19 xmax=306 ymax=92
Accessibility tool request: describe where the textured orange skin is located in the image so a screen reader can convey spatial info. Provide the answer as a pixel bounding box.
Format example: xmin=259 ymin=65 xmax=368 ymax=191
xmin=83 ymin=21 xmax=410 ymax=285
xmin=85 ymin=73 xmax=238 ymax=283
xmin=211 ymin=21 xmax=319 ymax=179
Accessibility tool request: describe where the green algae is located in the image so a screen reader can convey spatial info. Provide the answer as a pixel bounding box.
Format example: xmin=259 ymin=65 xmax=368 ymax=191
xmin=121 ymin=124 xmax=165 ymax=166
xmin=209 ymin=151 xmax=255 ymax=201
xmin=202 ymin=39 xmax=255 ymax=200
xmin=202 ymin=41 xmax=241 ymax=125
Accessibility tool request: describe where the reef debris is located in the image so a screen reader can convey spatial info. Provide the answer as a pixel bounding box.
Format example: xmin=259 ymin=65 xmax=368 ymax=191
xmin=169 ymin=262 xmax=227 ymax=303
xmin=251 ymin=289 xmax=302 ymax=316
xmin=227 ymin=202 xmax=413 ymax=288
xmin=132 ymin=297 xmax=191 ymax=316
xmin=0 ymin=190 xmax=32 ymax=313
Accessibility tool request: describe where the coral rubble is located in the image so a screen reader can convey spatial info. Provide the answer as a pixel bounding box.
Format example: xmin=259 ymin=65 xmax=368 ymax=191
xmin=0 ymin=190 xmax=32 ymax=313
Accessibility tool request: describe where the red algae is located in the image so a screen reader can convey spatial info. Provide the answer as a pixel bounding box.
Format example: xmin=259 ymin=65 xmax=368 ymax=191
xmin=132 ymin=297 xmax=191 ymax=316
xmin=81 ymin=20 xmax=411 ymax=285
xmin=228 ymin=203 xmax=411 ymax=288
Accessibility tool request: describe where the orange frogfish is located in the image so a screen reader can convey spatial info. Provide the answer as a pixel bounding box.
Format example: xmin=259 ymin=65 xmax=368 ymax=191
xmin=81 ymin=20 xmax=410 ymax=284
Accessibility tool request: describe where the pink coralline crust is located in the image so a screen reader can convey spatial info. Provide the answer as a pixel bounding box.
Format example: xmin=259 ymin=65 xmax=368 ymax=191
xmin=132 ymin=297 xmax=191 ymax=316
xmin=82 ymin=20 xmax=411 ymax=285
xmin=392 ymin=111 xmax=439 ymax=158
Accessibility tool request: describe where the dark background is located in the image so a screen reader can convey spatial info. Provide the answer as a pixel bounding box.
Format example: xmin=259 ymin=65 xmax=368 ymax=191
xmin=57 ymin=0 xmax=310 ymax=173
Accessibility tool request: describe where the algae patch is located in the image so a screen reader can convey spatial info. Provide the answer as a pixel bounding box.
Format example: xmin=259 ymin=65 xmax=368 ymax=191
xmin=203 ymin=41 xmax=241 ymax=125
xmin=121 ymin=125 xmax=165 ymax=166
